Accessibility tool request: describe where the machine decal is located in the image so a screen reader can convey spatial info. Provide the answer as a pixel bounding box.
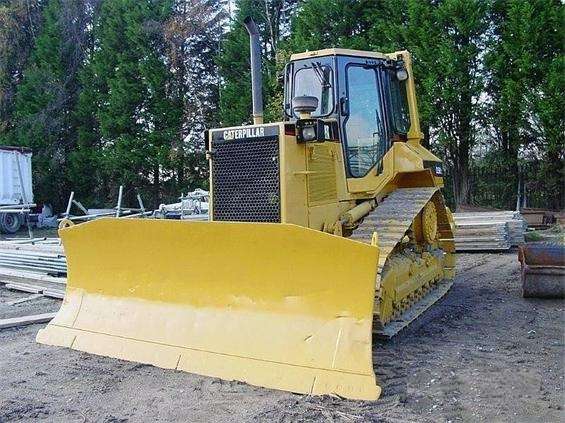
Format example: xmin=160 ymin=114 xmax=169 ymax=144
xmin=212 ymin=125 xmax=279 ymax=142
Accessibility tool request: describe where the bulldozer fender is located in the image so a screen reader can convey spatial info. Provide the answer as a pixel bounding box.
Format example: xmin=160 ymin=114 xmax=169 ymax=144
xmin=37 ymin=218 xmax=381 ymax=400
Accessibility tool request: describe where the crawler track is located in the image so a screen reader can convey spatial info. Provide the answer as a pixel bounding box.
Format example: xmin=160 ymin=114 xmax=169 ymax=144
xmin=350 ymin=187 xmax=454 ymax=338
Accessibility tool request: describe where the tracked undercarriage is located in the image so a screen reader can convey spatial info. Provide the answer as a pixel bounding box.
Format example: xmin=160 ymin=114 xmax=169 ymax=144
xmin=350 ymin=187 xmax=456 ymax=338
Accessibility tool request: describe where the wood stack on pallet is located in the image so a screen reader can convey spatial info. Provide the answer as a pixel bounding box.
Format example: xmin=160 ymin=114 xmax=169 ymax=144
xmin=0 ymin=238 xmax=66 ymax=275
xmin=506 ymin=216 xmax=527 ymax=245
xmin=453 ymin=211 xmax=527 ymax=251
xmin=0 ymin=238 xmax=66 ymax=300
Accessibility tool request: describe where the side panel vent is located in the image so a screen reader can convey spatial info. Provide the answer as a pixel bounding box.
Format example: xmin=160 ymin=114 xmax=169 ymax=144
xmin=307 ymin=144 xmax=337 ymax=205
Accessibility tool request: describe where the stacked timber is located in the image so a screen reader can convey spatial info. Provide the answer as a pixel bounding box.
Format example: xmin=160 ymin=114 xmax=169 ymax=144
xmin=0 ymin=239 xmax=66 ymax=276
xmin=453 ymin=211 xmax=527 ymax=251
xmin=506 ymin=216 xmax=527 ymax=245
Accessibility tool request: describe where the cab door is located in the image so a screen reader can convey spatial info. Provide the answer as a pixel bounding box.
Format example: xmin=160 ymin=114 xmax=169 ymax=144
xmin=336 ymin=57 xmax=391 ymax=179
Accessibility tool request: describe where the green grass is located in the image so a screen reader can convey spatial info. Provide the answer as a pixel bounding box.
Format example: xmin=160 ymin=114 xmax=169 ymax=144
xmin=525 ymin=225 xmax=565 ymax=245
xmin=525 ymin=231 xmax=544 ymax=242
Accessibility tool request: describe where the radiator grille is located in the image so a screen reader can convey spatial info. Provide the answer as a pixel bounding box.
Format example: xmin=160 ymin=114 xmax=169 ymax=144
xmin=211 ymin=136 xmax=280 ymax=222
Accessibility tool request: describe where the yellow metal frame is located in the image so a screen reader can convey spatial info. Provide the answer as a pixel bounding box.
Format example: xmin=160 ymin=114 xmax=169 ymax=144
xmin=291 ymin=48 xmax=389 ymax=61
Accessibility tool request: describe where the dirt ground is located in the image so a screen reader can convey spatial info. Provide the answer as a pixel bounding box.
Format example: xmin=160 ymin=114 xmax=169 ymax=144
xmin=0 ymin=252 xmax=563 ymax=422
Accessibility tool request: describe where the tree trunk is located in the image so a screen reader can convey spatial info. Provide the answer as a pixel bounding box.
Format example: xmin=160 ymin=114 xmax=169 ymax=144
xmin=153 ymin=164 xmax=160 ymax=206
xmin=421 ymin=124 xmax=430 ymax=149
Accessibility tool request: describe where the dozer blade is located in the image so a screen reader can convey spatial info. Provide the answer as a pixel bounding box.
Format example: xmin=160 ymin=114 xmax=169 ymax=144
xmin=37 ymin=219 xmax=381 ymax=400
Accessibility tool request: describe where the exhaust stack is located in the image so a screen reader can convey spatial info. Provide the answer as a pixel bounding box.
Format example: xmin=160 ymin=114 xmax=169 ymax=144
xmin=243 ymin=17 xmax=264 ymax=125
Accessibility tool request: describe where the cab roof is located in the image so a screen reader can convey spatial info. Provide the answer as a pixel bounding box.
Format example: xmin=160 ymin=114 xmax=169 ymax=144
xmin=290 ymin=48 xmax=393 ymax=61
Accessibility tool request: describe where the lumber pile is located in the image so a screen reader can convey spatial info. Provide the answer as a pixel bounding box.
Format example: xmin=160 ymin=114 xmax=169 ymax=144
xmin=0 ymin=238 xmax=67 ymax=299
xmin=0 ymin=239 xmax=66 ymax=275
xmin=520 ymin=208 xmax=559 ymax=228
xmin=453 ymin=211 xmax=527 ymax=251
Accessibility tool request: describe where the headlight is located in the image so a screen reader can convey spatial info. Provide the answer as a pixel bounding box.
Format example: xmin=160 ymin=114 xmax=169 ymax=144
xmin=295 ymin=118 xmax=325 ymax=143
xmin=396 ymin=68 xmax=408 ymax=81
xmin=301 ymin=125 xmax=317 ymax=141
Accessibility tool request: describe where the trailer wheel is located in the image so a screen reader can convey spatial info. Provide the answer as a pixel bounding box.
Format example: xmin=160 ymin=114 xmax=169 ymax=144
xmin=0 ymin=212 xmax=22 ymax=234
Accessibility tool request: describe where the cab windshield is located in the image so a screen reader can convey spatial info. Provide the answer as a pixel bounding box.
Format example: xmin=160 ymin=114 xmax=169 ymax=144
xmin=291 ymin=63 xmax=334 ymax=118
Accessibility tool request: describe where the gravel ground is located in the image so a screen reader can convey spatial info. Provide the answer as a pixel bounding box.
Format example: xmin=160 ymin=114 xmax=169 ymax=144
xmin=0 ymin=252 xmax=563 ymax=422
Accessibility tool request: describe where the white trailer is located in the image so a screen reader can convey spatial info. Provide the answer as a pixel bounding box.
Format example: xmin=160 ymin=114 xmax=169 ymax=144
xmin=0 ymin=147 xmax=34 ymax=233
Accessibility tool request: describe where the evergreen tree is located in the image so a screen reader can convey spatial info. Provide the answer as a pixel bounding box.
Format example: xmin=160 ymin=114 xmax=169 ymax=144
xmin=478 ymin=0 xmax=563 ymax=209
xmin=522 ymin=0 xmax=564 ymax=209
xmin=71 ymin=0 xmax=179 ymax=206
xmin=0 ymin=0 xmax=45 ymax=137
xmin=7 ymin=0 xmax=96 ymax=207
xmin=163 ymin=0 xmax=225 ymax=192
xmin=0 ymin=0 xmax=561 ymax=213
xmin=365 ymin=0 xmax=489 ymax=207
xmin=534 ymin=49 xmax=565 ymax=210
xmin=217 ymin=0 xmax=297 ymax=126
xmin=290 ymin=0 xmax=371 ymax=50
xmin=484 ymin=0 xmax=539 ymax=208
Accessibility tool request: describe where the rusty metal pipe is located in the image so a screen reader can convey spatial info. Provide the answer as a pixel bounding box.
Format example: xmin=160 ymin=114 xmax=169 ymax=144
xmin=341 ymin=200 xmax=376 ymax=227
xmin=243 ymin=17 xmax=264 ymax=125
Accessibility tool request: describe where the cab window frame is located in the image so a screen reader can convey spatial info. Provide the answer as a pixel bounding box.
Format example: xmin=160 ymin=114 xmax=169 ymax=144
xmin=284 ymin=57 xmax=336 ymax=120
xmin=383 ymin=69 xmax=410 ymax=135
xmin=341 ymin=62 xmax=389 ymax=179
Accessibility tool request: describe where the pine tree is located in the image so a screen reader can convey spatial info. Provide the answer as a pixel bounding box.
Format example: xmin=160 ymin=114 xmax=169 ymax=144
xmin=484 ymin=0 xmax=538 ymax=207
xmin=1 ymin=0 xmax=560 ymax=212
xmin=163 ymin=0 xmax=225 ymax=192
xmin=217 ymin=0 xmax=298 ymax=126
xmin=290 ymin=0 xmax=371 ymax=50
xmin=0 ymin=0 xmax=44 ymax=137
xmin=521 ymin=0 xmax=564 ymax=209
xmin=7 ymin=0 xmax=96 ymax=207
xmin=365 ymin=0 xmax=489 ymax=207
xmin=71 ymin=0 xmax=179 ymax=206
xmin=534 ymin=48 xmax=565 ymax=210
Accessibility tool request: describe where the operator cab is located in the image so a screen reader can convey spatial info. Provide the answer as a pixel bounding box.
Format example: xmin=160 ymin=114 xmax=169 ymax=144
xmin=283 ymin=49 xmax=411 ymax=178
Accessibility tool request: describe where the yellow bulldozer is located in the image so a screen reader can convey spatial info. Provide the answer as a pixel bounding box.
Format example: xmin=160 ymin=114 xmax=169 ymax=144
xmin=37 ymin=18 xmax=455 ymax=400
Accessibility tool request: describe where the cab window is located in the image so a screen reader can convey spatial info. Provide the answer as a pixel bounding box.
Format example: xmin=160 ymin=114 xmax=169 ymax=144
xmin=386 ymin=72 xmax=410 ymax=134
xmin=343 ymin=65 xmax=386 ymax=177
xmin=292 ymin=64 xmax=333 ymax=117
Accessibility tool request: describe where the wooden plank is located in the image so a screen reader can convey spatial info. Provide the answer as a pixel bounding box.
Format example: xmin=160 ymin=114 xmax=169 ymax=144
xmin=0 ymin=312 xmax=56 ymax=329
xmin=0 ymin=262 xmax=66 ymax=275
xmin=3 ymin=282 xmax=65 ymax=299
xmin=0 ymin=268 xmax=66 ymax=284
xmin=4 ymin=283 xmax=41 ymax=294
xmin=0 ymin=243 xmax=63 ymax=254
xmin=7 ymin=293 xmax=43 ymax=305
xmin=42 ymin=289 xmax=65 ymax=299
